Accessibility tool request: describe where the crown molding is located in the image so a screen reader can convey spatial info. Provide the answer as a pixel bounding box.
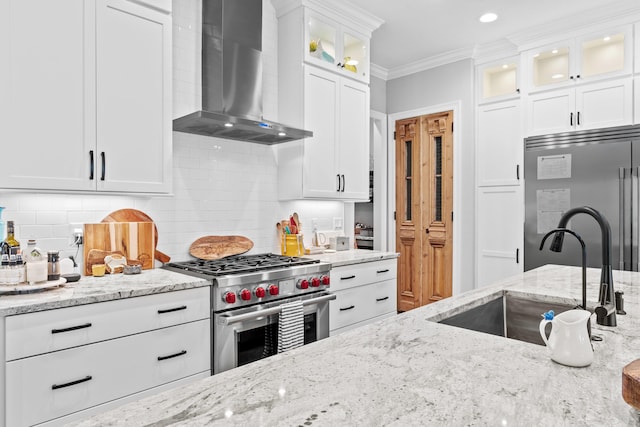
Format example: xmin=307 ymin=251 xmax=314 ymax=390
xmin=271 ymin=0 xmax=384 ymax=37
xmin=370 ymin=63 xmax=389 ymax=81
xmin=384 ymin=46 xmax=474 ymax=80
xmin=473 ymin=39 xmax=519 ymax=65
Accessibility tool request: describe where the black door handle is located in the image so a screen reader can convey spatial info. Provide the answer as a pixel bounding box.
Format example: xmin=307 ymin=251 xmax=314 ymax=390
xmin=100 ymin=152 xmax=106 ymax=181
xmin=340 ymin=275 xmax=356 ymax=280
xmin=516 ymin=248 xmax=520 ymax=264
xmin=52 ymin=375 xmax=92 ymax=390
xmin=89 ymin=151 xmax=94 ymax=180
xmin=51 ymin=323 xmax=92 ymax=334
xmin=376 ymin=296 xmax=389 ymax=302
xmin=339 ymin=305 xmax=355 ymax=311
xmin=336 ymin=174 xmax=341 ymax=192
xmin=157 ymin=305 xmax=187 ymax=314
xmin=376 ymin=269 xmax=389 ymax=274
xmin=157 ymin=350 xmax=187 ymax=361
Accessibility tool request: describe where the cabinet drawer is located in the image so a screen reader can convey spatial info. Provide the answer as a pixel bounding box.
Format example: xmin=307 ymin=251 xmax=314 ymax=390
xmin=330 ymin=279 xmax=396 ymax=331
xmin=330 ymin=258 xmax=397 ymax=291
xmin=6 ymin=319 xmax=210 ymax=427
xmin=6 ymin=286 xmax=210 ymax=360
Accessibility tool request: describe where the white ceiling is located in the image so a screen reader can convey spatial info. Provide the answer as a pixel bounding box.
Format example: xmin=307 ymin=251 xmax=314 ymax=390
xmin=345 ymin=0 xmax=640 ymax=75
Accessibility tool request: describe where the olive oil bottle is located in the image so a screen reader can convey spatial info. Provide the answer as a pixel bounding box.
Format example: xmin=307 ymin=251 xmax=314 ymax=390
xmin=4 ymin=220 xmax=20 ymax=256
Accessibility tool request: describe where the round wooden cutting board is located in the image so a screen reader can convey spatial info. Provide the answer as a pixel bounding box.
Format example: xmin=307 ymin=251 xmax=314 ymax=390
xmin=189 ymin=236 xmax=254 ymax=260
xmin=102 ymin=209 xmax=171 ymax=263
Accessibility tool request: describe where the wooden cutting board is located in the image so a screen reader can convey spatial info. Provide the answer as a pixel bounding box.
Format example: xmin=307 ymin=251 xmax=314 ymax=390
xmin=101 ymin=209 xmax=170 ymax=263
xmin=84 ymin=222 xmax=155 ymax=275
xmin=623 ymin=359 xmax=640 ymax=410
xmin=189 ymin=236 xmax=254 ymax=260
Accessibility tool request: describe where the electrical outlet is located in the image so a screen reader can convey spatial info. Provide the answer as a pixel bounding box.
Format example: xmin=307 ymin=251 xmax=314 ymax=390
xmin=73 ymin=228 xmax=83 ymax=246
xmin=333 ymin=217 xmax=343 ymax=230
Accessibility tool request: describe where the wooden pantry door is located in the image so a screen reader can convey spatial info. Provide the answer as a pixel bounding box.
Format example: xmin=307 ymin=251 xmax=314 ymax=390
xmin=395 ymin=111 xmax=453 ymax=312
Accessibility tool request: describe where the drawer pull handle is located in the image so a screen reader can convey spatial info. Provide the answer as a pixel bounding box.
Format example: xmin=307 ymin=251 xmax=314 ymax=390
xmin=51 ymin=323 xmax=92 ymax=334
xmin=157 ymin=305 xmax=187 ymax=314
xmin=376 ymin=296 xmax=389 ymax=302
xmin=157 ymin=350 xmax=187 ymax=361
xmin=52 ymin=375 xmax=92 ymax=390
xmin=340 ymin=305 xmax=355 ymax=311
xmin=340 ymin=275 xmax=356 ymax=280
xmin=376 ymin=269 xmax=390 ymax=274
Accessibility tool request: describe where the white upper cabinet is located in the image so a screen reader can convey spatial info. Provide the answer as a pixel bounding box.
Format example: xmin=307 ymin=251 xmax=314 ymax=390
xmin=0 ymin=0 xmax=172 ymax=193
xmin=523 ymin=26 xmax=632 ymax=93
xmin=525 ymin=77 xmax=633 ymax=136
xmin=477 ymin=57 xmax=520 ymax=103
xmin=306 ymin=10 xmax=370 ymax=82
xmin=274 ymin=0 xmax=382 ymax=85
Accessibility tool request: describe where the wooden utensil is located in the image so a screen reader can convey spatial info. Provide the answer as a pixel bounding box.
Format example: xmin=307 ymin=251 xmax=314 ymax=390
xmin=83 ymin=222 xmax=155 ymax=275
xmin=189 ymin=235 xmax=254 ymax=260
xmin=101 ymin=209 xmax=171 ymax=263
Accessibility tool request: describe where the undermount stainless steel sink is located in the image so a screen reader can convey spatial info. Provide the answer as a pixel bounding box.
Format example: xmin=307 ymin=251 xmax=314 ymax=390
xmin=438 ymin=294 xmax=583 ymax=346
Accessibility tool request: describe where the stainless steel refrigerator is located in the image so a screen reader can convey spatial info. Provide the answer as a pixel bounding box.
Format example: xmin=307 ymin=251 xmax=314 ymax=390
xmin=524 ymin=125 xmax=640 ymax=272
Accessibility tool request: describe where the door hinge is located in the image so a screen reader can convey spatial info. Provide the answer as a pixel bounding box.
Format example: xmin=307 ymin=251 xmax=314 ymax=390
xmin=393 ymin=131 xmax=396 ymax=140
xmin=451 ymin=211 xmax=454 ymax=222
xmin=394 ymin=211 xmax=396 ymax=220
xmin=451 ymin=122 xmax=454 ymax=132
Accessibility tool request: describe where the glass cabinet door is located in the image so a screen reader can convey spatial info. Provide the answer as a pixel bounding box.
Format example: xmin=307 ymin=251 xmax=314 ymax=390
xmin=480 ymin=60 xmax=519 ymax=100
xmin=579 ymin=31 xmax=627 ymax=79
xmin=341 ymin=30 xmax=368 ymax=79
xmin=307 ymin=15 xmax=337 ymax=66
xmin=531 ymin=45 xmax=571 ymax=88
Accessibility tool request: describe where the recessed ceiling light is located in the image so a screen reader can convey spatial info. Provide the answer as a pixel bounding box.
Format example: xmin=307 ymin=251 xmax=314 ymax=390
xmin=479 ymin=13 xmax=498 ymax=23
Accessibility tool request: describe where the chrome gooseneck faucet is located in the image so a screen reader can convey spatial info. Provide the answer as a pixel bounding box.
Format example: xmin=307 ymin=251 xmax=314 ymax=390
xmin=541 ymin=206 xmax=617 ymax=327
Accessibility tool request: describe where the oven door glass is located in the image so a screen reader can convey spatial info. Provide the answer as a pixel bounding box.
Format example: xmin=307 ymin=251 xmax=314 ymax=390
xmin=236 ymin=313 xmax=317 ymax=367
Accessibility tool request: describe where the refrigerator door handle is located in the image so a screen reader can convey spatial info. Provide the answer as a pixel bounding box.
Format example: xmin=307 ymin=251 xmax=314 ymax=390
xmin=620 ymin=167 xmax=626 ymax=271
xmin=634 ymin=167 xmax=639 ymax=272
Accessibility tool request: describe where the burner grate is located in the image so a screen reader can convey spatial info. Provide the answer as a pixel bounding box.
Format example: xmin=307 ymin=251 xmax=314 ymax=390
xmin=166 ymin=253 xmax=320 ymax=276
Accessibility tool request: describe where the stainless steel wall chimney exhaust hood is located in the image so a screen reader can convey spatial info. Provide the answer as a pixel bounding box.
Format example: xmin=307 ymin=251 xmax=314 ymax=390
xmin=173 ymin=0 xmax=312 ymax=144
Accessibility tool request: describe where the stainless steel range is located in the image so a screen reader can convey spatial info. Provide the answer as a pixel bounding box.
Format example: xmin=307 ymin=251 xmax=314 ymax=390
xmin=164 ymin=253 xmax=333 ymax=374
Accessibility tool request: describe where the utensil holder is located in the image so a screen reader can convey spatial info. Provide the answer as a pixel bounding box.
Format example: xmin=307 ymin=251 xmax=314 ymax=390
xmin=282 ymin=235 xmax=303 ymax=257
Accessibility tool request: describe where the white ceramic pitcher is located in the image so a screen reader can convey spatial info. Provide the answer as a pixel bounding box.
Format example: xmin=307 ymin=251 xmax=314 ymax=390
xmin=539 ymin=309 xmax=593 ymax=367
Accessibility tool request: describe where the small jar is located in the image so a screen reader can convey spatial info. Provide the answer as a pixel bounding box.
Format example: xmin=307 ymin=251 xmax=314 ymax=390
xmin=47 ymin=250 xmax=60 ymax=281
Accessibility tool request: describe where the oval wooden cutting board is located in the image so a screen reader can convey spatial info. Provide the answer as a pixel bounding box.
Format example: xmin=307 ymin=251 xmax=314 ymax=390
xmin=189 ymin=236 xmax=254 ymax=260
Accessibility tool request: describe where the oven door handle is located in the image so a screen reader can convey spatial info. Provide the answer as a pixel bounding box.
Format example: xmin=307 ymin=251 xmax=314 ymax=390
xmin=219 ymin=293 xmax=336 ymax=326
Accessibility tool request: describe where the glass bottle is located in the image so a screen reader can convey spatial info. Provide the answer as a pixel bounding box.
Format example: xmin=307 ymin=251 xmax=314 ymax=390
xmin=15 ymin=253 xmax=26 ymax=284
xmin=0 ymin=253 xmax=9 ymax=285
xmin=24 ymin=240 xmax=47 ymax=285
xmin=4 ymin=220 xmax=20 ymax=256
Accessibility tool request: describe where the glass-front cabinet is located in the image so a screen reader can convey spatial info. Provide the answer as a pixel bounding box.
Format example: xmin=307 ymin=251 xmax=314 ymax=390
xmin=305 ymin=10 xmax=369 ymax=82
xmin=524 ymin=26 xmax=632 ymax=92
xmin=477 ymin=57 xmax=520 ymax=103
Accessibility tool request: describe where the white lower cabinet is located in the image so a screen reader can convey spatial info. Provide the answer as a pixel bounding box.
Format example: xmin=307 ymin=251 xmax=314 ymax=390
xmin=4 ymin=287 xmax=211 ymax=427
xmin=329 ymin=259 xmax=397 ymax=335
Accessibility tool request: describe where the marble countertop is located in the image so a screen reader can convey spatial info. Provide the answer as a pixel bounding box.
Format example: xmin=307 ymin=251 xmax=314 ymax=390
xmin=0 ymin=269 xmax=209 ymax=316
xmin=72 ymin=264 xmax=640 ymax=426
xmin=306 ymin=249 xmax=399 ymax=267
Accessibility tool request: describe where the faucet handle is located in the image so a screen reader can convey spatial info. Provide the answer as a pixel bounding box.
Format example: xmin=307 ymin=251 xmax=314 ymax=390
xmin=615 ymin=291 xmax=627 ymax=315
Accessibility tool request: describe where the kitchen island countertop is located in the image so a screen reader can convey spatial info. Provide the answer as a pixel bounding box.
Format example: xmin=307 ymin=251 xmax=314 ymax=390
xmin=0 ymin=269 xmax=209 ymax=316
xmin=72 ymin=264 xmax=640 ymax=426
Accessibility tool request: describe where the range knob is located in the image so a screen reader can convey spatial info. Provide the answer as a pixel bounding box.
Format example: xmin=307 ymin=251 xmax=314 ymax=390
xmin=321 ymin=275 xmax=330 ymax=286
xmin=268 ymin=284 xmax=279 ymax=296
xmin=255 ymin=286 xmax=266 ymax=298
xmin=310 ymin=277 xmax=321 ymax=287
xmin=297 ymin=279 xmax=309 ymax=289
xmin=239 ymin=288 xmax=252 ymax=301
xmin=223 ymin=291 xmax=236 ymax=304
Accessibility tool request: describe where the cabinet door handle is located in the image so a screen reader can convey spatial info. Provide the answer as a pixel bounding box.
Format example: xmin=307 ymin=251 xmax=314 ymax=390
xmin=157 ymin=350 xmax=187 ymax=361
xmin=516 ymin=164 xmax=520 ymax=180
xmin=51 ymin=322 xmax=92 ymax=334
xmin=577 ymin=111 xmax=581 ymax=126
xmin=339 ymin=305 xmax=355 ymax=311
xmin=52 ymin=375 xmax=92 ymax=390
xmin=570 ymin=112 xmax=574 ymax=126
xmin=340 ymin=275 xmax=356 ymax=280
xmin=336 ymin=174 xmax=341 ymax=192
xmin=100 ymin=152 xmax=106 ymax=181
xmin=341 ymin=174 xmax=345 ymax=192
xmin=516 ymin=248 xmax=520 ymax=264
xmin=376 ymin=296 xmax=389 ymax=302
xmin=89 ymin=150 xmax=94 ymax=180
xmin=376 ymin=269 xmax=389 ymax=274
xmin=157 ymin=305 xmax=187 ymax=314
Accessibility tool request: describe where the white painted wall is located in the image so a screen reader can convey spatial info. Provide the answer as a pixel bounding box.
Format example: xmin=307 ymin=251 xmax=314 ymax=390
xmin=385 ymin=59 xmax=476 ymax=294
xmin=0 ymin=0 xmax=345 ymax=270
